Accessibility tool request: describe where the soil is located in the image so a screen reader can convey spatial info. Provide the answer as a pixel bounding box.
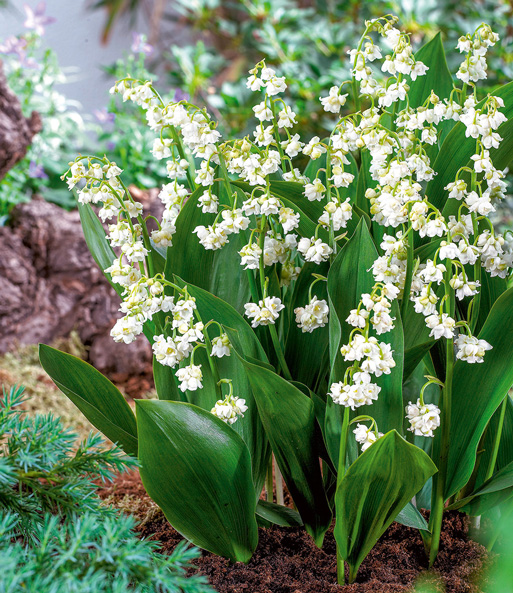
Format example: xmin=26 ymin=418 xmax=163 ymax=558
xmin=98 ymin=470 xmax=488 ymax=593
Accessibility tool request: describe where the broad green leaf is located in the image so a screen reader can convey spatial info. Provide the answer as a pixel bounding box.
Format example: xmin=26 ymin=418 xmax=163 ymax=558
xmin=405 ymin=33 xmax=453 ymax=110
xmin=441 ymin=288 xmax=513 ymax=499
xmin=396 ymin=502 xmax=429 ymax=531
xmin=153 ymin=357 xmax=184 ymax=402
xmin=334 ymin=431 xmax=437 ymax=580
xmin=173 ymin=278 xmax=271 ymax=495
xmin=454 ymin=460 xmax=513 ymax=516
xmin=164 ymin=186 xmax=250 ymax=313
xmin=474 ymin=396 xmax=513 ymax=490
xmin=256 ymin=500 xmax=303 ymax=528
xmin=78 ymin=202 xmax=117 ymax=280
xmin=284 ymin=262 xmax=329 ymax=391
xmin=325 ymin=219 xmax=404 ymax=465
xmin=136 ymin=400 xmax=258 ymax=562
xmin=39 ymin=344 xmax=138 ymax=456
xmin=427 ymin=81 xmax=513 ymax=213
xmin=236 ymin=354 xmax=332 ymax=546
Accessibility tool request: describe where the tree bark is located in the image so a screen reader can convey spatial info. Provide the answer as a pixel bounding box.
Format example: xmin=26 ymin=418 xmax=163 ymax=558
xmin=0 ymin=60 xmax=42 ymax=180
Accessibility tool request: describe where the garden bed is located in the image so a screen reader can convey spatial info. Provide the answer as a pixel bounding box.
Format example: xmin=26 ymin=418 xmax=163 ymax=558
xmin=99 ymin=471 xmax=488 ymax=593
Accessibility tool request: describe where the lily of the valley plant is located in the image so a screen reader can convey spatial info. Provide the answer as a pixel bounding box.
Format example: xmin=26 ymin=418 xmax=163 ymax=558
xmin=41 ymin=16 xmax=513 ymax=584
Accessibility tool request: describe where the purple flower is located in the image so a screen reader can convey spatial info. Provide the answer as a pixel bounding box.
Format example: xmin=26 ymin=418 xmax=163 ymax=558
xmin=28 ymin=161 xmax=48 ymax=180
xmin=173 ymin=88 xmax=189 ymax=103
xmin=93 ymin=107 xmax=116 ymax=125
xmin=23 ymin=2 xmax=56 ymax=36
xmin=131 ymin=32 xmax=154 ymax=57
xmin=0 ymin=35 xmax=28 ymax=60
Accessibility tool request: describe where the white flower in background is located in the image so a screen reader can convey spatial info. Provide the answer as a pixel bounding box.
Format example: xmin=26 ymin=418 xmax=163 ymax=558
xmin=195 ymin=160 xmax=215 ymax=186
xmin=449 ymin=274 xmax=480 ymax=300
xmin=425 ymin=313 xmax=456 ymax=340
xmin=280 ymin=261 xmax=302 ymax=286
xmin=194 ymin=225 xmax=229 ymax=250
xmin=244 ymin=296 xmax=285 ymax=327
xmin=211 ymin=334 xmax=232 ymax=358
xmin=253 ymin=101 xmax=273 ymax=121
xmin=211 ymin=395 xmax=248 ymax=424
xmin=281 ymin=133 xmax=304 ymax=158
xmin=297 ymin=237 xmax=333 ymax=264
xmin=277 ymin=105 xmax=297 ymax=128
xmin=198 ymin=190 xmax=219 ymax=214
xmin=303 ymin=136 xmax=326 ymax=160
xmin=329 ymin=372 xmax=381 ymax=410
xmin=166 ymin=159 xmax=189 ymax=179
xmin=151 ymin=222 xmax=176 ymax=247
xmin=353 ymin=423 xmax=384 ymax=451
xmin=152 ymin=138 xmax=172 ymax=160
xmin=294 ymin=297 xmax=329 ymax=333
xmin=346 ymin=308 xmax=369 ymax=329
xmin=176 ymin=364 xmax=203 ymax=392
xmin=406 ymin=399 xmax=441 ymax=437
xmin=455 ymin=334 xmax=492 ymax=363
xmin=239 ymin=243 xmax=262 ymax=270
xmin=218 ymin=209 xmax=250 ymax=235
xmin=152 ymin=334 xmax=185 ymax=367
xmin=171 ymin=297 xmax=196 ymax=329
xmin=121 ymin=241 xmax=149 ymax=263
xmin=320 ymin=86 xmax=348 ymax=113
xmin=279 ymin=207 xmax=300 ymax=232
xmin=110 ymin=316 xmax=143 ymax=344
xmin=318 ymin=198 xmax=352 ymax=231
xmin=304 ymin=179 xmax=326 ymax=201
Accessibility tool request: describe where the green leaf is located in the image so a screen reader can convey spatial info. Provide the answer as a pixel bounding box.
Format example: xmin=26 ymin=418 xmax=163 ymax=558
xmin=325 ymin=219 xmax=404 ymax=465
xmin=78 ymin=202 xmax=120 ymax=294
xmin=153 ymin=358 xmax=184 ymax=402
xmin=174 ymin=278 xmax=271 ymax=494
xmin=427 ymin=81 xmax=513 ymax=214
xmin=405 ymin=33 xmax=453 ymax=110
xmin=256 ymin=500 xmax=303 ymax=528
xmin=454 ymin=460 xmax=513 ymax=516
xmin=236 ymin=353 xmax=332 ymax=546
xmin=396 ymin=502 xmax=429 ymax=530
xmin=164 ymin=186 xmax=250 ymax=313
xmin=334 ymin=431 xmax=437 ymax=580
xmin=441 ymin=288 xmax=513 ymax=499
xmin=474 ymin=396 xmax=513 ymax=490
xmin=284 ymin=262 xmax=329 ymax=390
xmin=39 ymin=344 xmax=138 ymax=456
xmin=136 ymin=400 xmax=258 ymax=562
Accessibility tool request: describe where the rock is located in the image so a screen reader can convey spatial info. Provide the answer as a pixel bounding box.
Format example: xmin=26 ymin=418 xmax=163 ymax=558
xmin=0 ymin=196 xmax=153 ymax=383
xmin=0 ymin=61 xmax=42 ymax=180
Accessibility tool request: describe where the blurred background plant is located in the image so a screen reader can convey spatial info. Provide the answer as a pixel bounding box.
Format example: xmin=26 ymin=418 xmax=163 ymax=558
xmin=3 ymin=0 xmax=513 ymax=223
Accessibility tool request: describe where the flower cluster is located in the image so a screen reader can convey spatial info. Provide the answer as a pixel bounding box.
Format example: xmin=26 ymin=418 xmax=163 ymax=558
xmin=63 ymin=16 xmax=510 ymax=444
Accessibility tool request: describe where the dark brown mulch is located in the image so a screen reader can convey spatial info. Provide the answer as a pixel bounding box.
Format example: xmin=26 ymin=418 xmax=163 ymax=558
xmin=98 ymin=470 xmax=488 ymax=593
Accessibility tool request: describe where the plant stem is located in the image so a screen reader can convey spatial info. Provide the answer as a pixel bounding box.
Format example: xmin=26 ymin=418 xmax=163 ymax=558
xmin=266 ymin=457 xmax=274 ymax=502
xmin=275 ymin=463 xmax=284 ymax=506
xmin=484 ymin=394 xmax=509 ymax=482
xmin=257 ymin=214 xmax=293 ymax=381
xmin=336 ymin=407 xmax=350 ymax=586
xmin=401 ymin=227 xmax=414 ymax=321
xmin=428 ymin=268 xmax=455 ymax=566
xmin=268 ymin=324 xmax=293 ymax=381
